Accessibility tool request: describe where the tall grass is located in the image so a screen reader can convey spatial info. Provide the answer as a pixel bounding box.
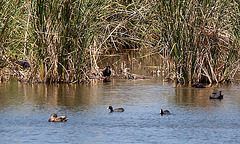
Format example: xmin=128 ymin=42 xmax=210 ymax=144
xmin=0 ymin=0 xmax=239 ymax=83
xmin=146 ymin=0 xmax=240 ymax=83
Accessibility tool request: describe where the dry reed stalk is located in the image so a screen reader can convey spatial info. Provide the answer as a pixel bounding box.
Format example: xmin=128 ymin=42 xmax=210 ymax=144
xmin=0 ymin=0 xmax=239 ymax=83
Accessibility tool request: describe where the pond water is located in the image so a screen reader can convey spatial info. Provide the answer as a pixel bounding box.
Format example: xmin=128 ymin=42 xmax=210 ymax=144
xmin=0 ymin=79 xmax=240 ymax=143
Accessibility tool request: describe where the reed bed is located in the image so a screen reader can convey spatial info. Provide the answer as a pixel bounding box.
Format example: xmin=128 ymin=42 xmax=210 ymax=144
xmin=0 ymin=0 xmax=239 ymax=83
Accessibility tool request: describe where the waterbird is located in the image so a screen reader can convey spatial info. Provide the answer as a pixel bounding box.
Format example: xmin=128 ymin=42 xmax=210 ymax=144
xmin=19 ymin=59 xmax=30 ymax=68
xmin=48 ymin=113 xmax=69 ymax=122
xmin=209 ymin=91 xmax=223 ymax=99
xmin=160 ymin=109 xmax=170 ymax=115
xmin=107 ymin=106 xmax=124 ymax=112
xmin=102 ymin=66 xmax=111 ymax=77
xmin=192 ymin=83 xmax=206 ymax=88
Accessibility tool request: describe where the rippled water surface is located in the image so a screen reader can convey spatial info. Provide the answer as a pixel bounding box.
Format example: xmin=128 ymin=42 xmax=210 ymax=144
xmin=1 ymin=79 xmax=240 ymax=143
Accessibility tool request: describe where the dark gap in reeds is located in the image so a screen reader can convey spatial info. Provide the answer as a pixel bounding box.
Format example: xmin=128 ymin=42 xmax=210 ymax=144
xmin=0 ymin=0 xmax=239 ymax=84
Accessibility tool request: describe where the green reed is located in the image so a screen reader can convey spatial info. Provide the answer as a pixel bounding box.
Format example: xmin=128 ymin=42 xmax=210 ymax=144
xmin=149 ymin=0 xmax=239 ymax=83
xmin=0 ymin=0 xmax=239 ymax=83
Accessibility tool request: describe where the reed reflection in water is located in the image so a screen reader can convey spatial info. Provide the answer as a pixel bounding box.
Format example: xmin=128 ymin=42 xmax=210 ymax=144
xmin=0 ymin=79 xmax=240 ymax=143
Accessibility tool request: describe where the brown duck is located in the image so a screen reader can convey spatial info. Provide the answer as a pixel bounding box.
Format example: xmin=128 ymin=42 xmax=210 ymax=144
xmin=48 ymin=113 xmax=69 ymax=122
xmin=160 ymin=109 xmax=170 ymax=115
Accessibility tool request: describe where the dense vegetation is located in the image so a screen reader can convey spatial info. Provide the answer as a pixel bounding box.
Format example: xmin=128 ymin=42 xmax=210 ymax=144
xmin=0 ymin=0 xmax=239 ymax=83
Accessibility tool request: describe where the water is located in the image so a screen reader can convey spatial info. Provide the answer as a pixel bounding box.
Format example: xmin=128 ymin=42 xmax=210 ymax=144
xmin=1 ymin=79 xmax=240 ymax=143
